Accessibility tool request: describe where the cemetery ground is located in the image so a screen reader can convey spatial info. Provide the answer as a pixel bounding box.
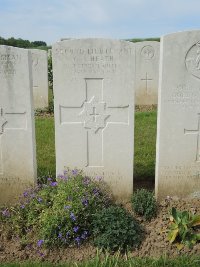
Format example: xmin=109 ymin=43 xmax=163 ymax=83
xmin=0 ymin=106 xmax=200 ymax=266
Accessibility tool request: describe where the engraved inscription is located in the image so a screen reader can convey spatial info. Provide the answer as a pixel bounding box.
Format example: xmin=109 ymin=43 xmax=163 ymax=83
xmin=166 ymin=84 xmax=200 ymax=109
xmin=141 ymin=72 xmax=153 ymax=94
xmin=185 ymin=41 xmax=200 ymax=79
xmin=141 ymin=46 xmax=154 ymax=59
xmin=160 ymin=165 xmax=200 ymax=180
xmin=0 ymin=52 xmax=21 ymax=75
xmin=0 ymin=108 xmax=27 ymax=175
xmin=184 ymin=114 xmax=200 ymax=162
xmin=55 ymin=46 xmax=134 ymax=74
xmin=60 ymin=78 xmax=129 ymax=167
xmin=0 ymin=108 xmax=8 ymax=134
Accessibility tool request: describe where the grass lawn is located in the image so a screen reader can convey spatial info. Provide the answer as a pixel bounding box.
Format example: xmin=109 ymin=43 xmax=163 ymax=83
xmin=134 ymin=110 xmax=157 ymax=182
xmin=1 ymin=256 xmax=200 ymax=267
xmin=35 ymin=110 xmax=157 ymax=184
xmin=35 ymin=116 xmax=55 ymax=180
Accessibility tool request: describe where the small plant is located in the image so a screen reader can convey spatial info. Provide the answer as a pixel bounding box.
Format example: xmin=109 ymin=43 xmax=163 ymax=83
xmin=168 ymin=207 xmax=200 ymax=250
xmin=92 ymin=205 xmax=143 ymax=252
xmin=2 ymin=169 xmax=112 ymax=248
xmin=131 ymin=189 xmax=157 ymax=220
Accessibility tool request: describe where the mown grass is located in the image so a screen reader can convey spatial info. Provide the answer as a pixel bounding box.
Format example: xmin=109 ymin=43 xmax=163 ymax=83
xmin=134 ymin=110 xmax=157 ymax=182
xmin=35 ymin=117 xmax=55 ymax=180
xmin=35 ymin=110 xmax=157 ymax=183
xmin=1 ymin=255 xmax=200 ymax=267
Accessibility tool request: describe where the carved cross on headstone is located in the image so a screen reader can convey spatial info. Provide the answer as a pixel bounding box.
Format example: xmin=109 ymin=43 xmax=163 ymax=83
xmin=0 ymin=107 xmax=27 ymax=174
xmin=60 ymin=78 xmax=129 ymax=167
xmin=141 ymin=72 xmax=153 ymax=94
xmin=0 ymin=108 xmax=7 ymax=134
xmin=184 ymin=113 xmax=200 ymax=162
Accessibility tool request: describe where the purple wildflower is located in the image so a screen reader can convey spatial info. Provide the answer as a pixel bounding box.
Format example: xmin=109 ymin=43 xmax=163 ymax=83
xmin=2 ymin=209 xmax=10 ymax=217
xmin=75 ymin=236 xmax=81 ymax=246
xmin=66 ymin=231 xmax=70 ymax=238
xmin=47 ymin=177 xmax=52 ymax=181
xmin=37 ymin=239 xmax=44 ymax=247
xmin=70 ymin=212 xmax=76 ymax=221
xmin=72 ymin=169 xmax=78 ymax=176
xmin=20 ymin=205 xmax=25 ymax=209
xmin=23 ymin=191 xmax=29 ymax=197
xmin=73 ymin=226 xmax=79 ymax=233
xmin=58 ymin=173 xmax=68 ymax=180
xmin=58 ymin=232 xmax=62 ymax=238
xmin=83 ymin=177 xmax=90 ymax=185
xmin=96 ymin=176 xmax=102 ymax=181
xmin=64 ymin=205 xmax=71 ymax=210
xmin=57 ymin=174 xmax=65 ymax=179
xmin=81 ymin=230 xmax=88 ymax=240
xmin=50 ymin=181 xmax=58 ymax=187
xmin=82 ymin=198 xmax=89 ymax=206
xmin=37 ymin=251 xmax=45 ymax=257
xmin=37 ymin=197 xmax=42 ymax=203
xmin=93 ymin=188 xmax=99 ymax=195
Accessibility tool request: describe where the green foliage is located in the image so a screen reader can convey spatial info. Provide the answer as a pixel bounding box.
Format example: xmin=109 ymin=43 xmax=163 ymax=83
xmin=131 ymin=189 xmax=157 ymax=220
xmin=128 ymin=37 xmax=160 ymax=43
xmin=92 ymin=205 xmax=142 ymax=252
xmin=39 ymin=171 xmax=111 ymax=247
xmin=47 ymin=95 xmax=54 ymax=114
xmin=0 ymin=36 xmax=47 ymax=48
xmin=32 ymin=41 xmax=47 ymax=47
xmin=2 ymin=169 xmax=112 ymax=248
xmin=168 ymin=207 xmax=200 ymax=250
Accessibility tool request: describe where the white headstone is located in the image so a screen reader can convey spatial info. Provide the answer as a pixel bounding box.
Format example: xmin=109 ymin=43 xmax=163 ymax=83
xmin=156 ymin=30 xmax=200 ymax=200
xmin=0 ymin=45 xmax=37 ymax=204
xmin=135 ymin=41 xmax=159 ymax=105
xmin=53 ymin=39 xmax=135 ymax=200
xmin=30 ymin=49 xmax=48 ymax=109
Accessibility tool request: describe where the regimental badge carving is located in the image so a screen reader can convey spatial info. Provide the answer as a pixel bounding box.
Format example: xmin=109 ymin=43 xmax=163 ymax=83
xmin=0 ymin=108 xmax=7 ymax=135
xmin=141 ymin=46 xmax=155 ymax=59
xmin=185 ymin=41 xmax=200 ymax=79
xmin=79 ymin=96 xmax=110 ymax=133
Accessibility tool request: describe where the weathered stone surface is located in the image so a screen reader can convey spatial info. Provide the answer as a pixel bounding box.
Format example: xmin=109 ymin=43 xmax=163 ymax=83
xmin=155 ymin=30 xmax=200 ymax=200
xmin=53 ymin=39 xmax=135 ymax=200
xmin=135 ymin=41 xmax=159 ymax=105
xmin=30 ymin=49 xmax=48 ymax=109
xmin=0 ymin=45 xmax=37 ymax=204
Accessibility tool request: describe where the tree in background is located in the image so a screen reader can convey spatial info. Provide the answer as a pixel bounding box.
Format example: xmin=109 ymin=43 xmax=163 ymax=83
xmin=0 ymin=36 xmax=47 ymax=49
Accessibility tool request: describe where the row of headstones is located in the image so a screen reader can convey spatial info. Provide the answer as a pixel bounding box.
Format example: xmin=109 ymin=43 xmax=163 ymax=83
xmin=31 ymin=42 xmax=160 ymax=109
xmin=26 ymin=42 xmax=160 ymax=110
xmin=48 ymin=41 xmax=160 ymax=106
xmin=1 ymin=30 xmax=200 ymax=205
